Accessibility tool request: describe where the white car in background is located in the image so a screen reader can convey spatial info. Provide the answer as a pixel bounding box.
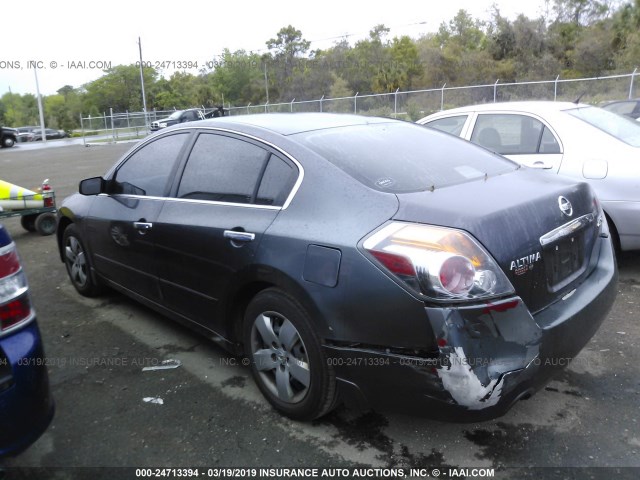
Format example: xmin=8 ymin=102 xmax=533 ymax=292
xmin=418 ymin=101 xmax=640 ymax=251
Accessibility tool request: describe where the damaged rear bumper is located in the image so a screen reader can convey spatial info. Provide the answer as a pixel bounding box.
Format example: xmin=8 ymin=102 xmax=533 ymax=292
xmin=327 ymin=237 xmax=618 ymax=421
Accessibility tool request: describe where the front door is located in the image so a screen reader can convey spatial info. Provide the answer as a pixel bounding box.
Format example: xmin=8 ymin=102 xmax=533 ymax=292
xmin=85 ymin=132 xmax=191 ymax=303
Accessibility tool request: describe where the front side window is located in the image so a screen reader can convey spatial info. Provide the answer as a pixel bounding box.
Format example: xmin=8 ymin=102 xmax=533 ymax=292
xmin=471 ymin=114 xmax=561 ymax=155
xmin=111 ymin=133 xmax=189 ymax=197
xmin=177 ymin=133 xmax=270 ymax=204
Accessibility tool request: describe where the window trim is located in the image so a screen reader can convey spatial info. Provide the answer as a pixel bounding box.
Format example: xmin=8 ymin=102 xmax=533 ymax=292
xmin=105 ymin=126 xmax=305 ymax=210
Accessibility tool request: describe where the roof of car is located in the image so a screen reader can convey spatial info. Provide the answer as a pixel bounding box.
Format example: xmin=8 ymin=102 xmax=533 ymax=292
xmin=190 ymin=113 xmax=394 ymax=136
xmin=423 ymin=101 xmax=590 ymax=118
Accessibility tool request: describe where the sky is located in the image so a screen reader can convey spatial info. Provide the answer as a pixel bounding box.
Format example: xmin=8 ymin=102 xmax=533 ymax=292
xmin=1 ymin=0 xmax=550 ymax=97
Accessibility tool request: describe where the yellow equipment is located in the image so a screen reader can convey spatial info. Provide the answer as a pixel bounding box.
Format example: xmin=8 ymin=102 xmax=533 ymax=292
xmin=0 ymin=179 xmax=56 ymax=235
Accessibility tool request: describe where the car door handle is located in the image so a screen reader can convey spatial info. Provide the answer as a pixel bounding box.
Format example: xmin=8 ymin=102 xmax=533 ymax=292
xmin=133 ymin=222 xmax=153 ymax=234
xmin=531 ymin=161 xmax=553 ymax=170
xmin=224 ymin=230 xmax=255 ymax=243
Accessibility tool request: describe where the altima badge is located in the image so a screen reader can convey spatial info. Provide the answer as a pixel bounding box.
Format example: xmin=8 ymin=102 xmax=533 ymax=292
xmin=558 ymin=196 xmax=573 ymax=217
xmin=510 ymin=252 xmax=542 ymax=276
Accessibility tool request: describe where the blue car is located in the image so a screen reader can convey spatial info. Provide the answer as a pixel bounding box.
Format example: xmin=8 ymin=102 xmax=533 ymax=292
xmin=0 ymin=224 xmax=53 ymax=457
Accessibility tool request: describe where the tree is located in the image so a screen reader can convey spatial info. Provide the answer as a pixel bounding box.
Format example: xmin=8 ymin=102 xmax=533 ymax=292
xmin=571 ymin=22 xmax=616 ymax=75
xmin=436 ymin=10 xmax=486 ymax=51
xmin=612 ymin=0 xmax=640 ymax=69
xmin=207 ymin=49 xmax=265 ymax=105
xmin=0 ymin=92 xmax=39 ymax=126
xmin=265 ymin=26 xmax=311 ymax=100
xmin=488 ymin=9 xmax=517 ymax=61
xmin=343 ymin=25 xmax=392 ymax=94
xmin=153 ymin=71 xmax=202 ymax=110
xmin=372 ymin=36 xmax=421 ymax=92
xmin=84 ymin=65 xmax=158 ymax=113
xmin=552 ymin=0 xmax=613 ymax=25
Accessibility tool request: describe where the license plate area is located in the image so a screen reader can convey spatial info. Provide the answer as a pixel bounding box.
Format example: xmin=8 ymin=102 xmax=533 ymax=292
xmin=544 ymin=232 xmax=585 ymax=292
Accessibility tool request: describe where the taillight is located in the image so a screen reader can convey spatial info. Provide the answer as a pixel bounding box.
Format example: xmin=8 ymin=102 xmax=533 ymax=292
xmin=593 ymin=196 xmax=605 ymax=231
xmin=363 ymin=222 xmax=514 ymax=301
xmin=0 ymin=244 xmax=21 ymax=278
xmin=1 ymin=294 xmax=32 ymax=330
xmin=0 ymin=242 xmax=32 ymax=333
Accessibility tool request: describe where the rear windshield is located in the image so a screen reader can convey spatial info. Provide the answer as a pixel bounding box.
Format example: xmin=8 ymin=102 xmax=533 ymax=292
xmin=294 ymin=122 xmax=517 ymax=193
xmin=567 ymin=106 xmax=640 ymax=147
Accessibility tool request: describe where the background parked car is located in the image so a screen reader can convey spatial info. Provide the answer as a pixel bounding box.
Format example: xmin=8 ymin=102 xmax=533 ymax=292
xmin=601 ymin=99 xmax=640 ymax=119
xmin=1 ymin=127 xmax=18 ymax=148
xmin=31 ymin=128 xmax=70 ymax=141
xmin=203 ymin=106 xmax=228 ymax=118
xmin=0 ymin=224 xmax=54 ymax=456
xmin=150 ymin=108 xmax=204 ymax=131
xmin=15 ymin=126 xmax=38 ymax=143
xmin=418 ymin=101 xmax=640 ymax=252
xmin=57 ymin=113 xmax=616 ymax=421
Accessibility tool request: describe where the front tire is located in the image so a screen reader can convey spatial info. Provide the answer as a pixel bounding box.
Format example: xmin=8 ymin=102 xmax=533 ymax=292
xmin=62 ymin=224 xmax=103 ymax=296
xmin=2 ymin=137 xmax=15 ymax=148
xmin=243 ymin=288 xmax=337 ymax=420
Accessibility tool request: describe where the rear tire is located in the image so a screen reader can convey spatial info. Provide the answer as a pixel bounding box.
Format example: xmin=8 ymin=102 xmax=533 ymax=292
xmin=243 ymin=288 xmax=337 ymax=420
xmin=62 ymin=224 xmax=103 ymax=296
xmin=35 ymin=213 xmax=56 ymax=236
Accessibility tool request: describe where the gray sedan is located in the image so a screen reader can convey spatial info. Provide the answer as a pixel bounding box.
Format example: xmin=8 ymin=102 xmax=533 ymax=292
xmin=57 ymin=113 xmax=617 ymax=421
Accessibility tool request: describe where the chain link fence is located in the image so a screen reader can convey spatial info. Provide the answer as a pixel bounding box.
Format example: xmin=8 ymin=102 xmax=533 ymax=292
xmin=227 ymin=70 xmax=639 ymax=120
xmin=80 ymin=70 xmax=639 ymax=142
xmin=79 ymin=109 xmax=174 ymax=145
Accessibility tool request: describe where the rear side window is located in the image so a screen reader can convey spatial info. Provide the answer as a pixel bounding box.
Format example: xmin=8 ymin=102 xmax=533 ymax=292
xmin=295 ymin=122 xmax=517 ymax=193
xmin=424 ymin=115 xmax=468 ymax=136
xmin=177 ymin=133 xmax=270 ymax=204
xmin=112 ymin=133 xmax=189 ymax=196
xmin=256 ymin=155 xmax=297 ymax=206
xmin=471 ymin=114 xmax=561 ymax=155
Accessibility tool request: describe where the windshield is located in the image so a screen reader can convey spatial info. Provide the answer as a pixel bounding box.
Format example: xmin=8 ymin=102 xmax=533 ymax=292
xmin=567 ymin=106 xmax=640 ymax=147
xmin=167 ymin=111 xmax=184 ymax=120
xmin=294 ymin=122 xmax=518 ymax=193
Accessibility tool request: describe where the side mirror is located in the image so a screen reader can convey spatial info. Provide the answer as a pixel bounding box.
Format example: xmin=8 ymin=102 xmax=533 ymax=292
xmin=79 ymin=177 xmax=105 ymax=195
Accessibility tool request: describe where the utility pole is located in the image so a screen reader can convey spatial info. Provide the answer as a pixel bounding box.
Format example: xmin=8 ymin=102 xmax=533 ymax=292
xmin=138 ymin=37 xmax=149 ymax=129
xmin=34 ymin=68 xmax=47 ymax=144
xmin=264 ymin=63 xmax=269 ymax=104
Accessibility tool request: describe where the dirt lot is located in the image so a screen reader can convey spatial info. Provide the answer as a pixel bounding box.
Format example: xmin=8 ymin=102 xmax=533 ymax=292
xmin=1 ymin=143 xmax=639 ymax=480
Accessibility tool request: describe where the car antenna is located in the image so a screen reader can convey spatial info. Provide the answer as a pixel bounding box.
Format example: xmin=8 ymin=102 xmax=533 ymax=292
xmin=573 ymin=93 xmax=586 ymax=104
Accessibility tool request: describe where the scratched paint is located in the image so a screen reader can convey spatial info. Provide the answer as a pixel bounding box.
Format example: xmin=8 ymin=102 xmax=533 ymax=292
xmin=437 ymin=346 xmax=505 ymax=410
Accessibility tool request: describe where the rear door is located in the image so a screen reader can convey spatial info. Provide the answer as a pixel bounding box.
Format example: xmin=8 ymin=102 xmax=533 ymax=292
xmin=468 ymin=113 xmax=564 ymax=172
xmin=85 ymin=132 xmax=191 ymax=302
xmin=153 ymin=131 xmax=299 ymax=336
